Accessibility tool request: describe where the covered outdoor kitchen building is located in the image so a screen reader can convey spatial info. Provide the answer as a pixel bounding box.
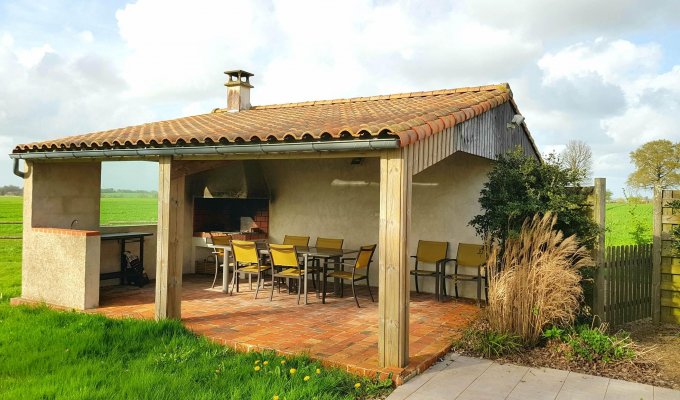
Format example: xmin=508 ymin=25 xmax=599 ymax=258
xmin=10 ymin=71 xmax=539 ymax=369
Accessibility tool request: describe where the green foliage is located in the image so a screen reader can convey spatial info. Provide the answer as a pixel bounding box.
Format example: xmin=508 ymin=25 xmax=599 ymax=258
xmin=456 ymin=326 xmax=522 ymax=358
xmin=669 ymin=200 xmax=680 ymax=252
xmin=543 ymin=325 xmax=634 ymax=363
xmin=470 ymin=149 xmax=599 ymax=248
xmin=542 ymin=326 xmax=565 ymax=341
xmin=0 ymin=185 xmax=22 ymax=196
xmin=627 ymin=139 xmax=680 ymax=190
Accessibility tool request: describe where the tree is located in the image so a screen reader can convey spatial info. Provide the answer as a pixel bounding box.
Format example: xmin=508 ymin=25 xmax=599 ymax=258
xmin=470 ymin=149 xmax=599 ymax=249
xmin=627 ymin=140 xmax=680 ymax=190
xmin=561 ymin=140 xmax=593 ymax=184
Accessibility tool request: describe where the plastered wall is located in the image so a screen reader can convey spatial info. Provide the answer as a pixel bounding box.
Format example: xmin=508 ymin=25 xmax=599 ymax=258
xmin=20 ymin=161 xmax=102 ymax=309
xmin=261 ymin=152 xmax=492 ymax=299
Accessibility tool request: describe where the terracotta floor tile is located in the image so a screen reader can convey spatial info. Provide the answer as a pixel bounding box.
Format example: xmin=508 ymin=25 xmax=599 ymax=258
xmin=93 ymin=274 xmax=478 ymax=384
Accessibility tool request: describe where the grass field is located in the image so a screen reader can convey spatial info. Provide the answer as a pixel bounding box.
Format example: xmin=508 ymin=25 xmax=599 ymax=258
xmin=0 ymin=195 xmax=390 ymax=399
xmin=605 ymin=202 xmax=653 ymax=247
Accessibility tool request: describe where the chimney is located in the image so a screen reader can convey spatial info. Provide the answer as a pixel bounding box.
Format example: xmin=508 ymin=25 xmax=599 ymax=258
xmin=225 ymin=70 xmax=254 ymax=112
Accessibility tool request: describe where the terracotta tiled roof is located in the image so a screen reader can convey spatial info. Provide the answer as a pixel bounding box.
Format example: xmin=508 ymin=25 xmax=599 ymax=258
xmin=13 ymin=84 xmax=514 ymax=153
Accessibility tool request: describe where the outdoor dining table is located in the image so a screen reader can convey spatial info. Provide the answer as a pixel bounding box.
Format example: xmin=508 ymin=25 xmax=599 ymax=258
xmin=209 ymin=243 xmax=357 ymax=305
xmin=297 ymin=247 xmax=359 ymax=304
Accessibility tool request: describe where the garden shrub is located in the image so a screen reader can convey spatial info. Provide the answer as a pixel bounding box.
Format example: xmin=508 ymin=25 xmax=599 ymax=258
xmin=455 ymin=323 xmax=522 ymax=358
xmin=486 ymin=213 xmax=592 ymax=345
xmin=543 ymin=325 xmax=634 ymax=363
xmin=470 ymin=149 xmax=599 ymax=250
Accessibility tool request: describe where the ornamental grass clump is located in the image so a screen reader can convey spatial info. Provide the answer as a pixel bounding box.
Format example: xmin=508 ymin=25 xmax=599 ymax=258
xmin=486 ymin=212 xmax=592 ymax=345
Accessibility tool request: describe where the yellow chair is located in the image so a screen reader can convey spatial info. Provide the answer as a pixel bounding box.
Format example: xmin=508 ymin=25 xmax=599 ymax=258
xmin=409 ymin=240 xmax=449 ymax=300
xmin=268 ymin=244 xmax=310 ymax=304
xmin=325 ymin=244 xmax=376 ymax=307
xmin=230 ymin=240 xmax=271 ymax=298
xmin=283 ymin=235 xmax=310 ymax=247
xmin=209 ymin=233 xmax=233 ymax=289
xmin=442 ymin=243 xmax=488 ymax=305
xmin=315 ymin=237 xmax=343 ymax=249
xmin=310 ymin=237 xmax=344 ymax=288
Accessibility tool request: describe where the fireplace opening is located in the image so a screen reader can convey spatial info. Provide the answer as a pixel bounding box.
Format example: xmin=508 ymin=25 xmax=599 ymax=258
xmin=193 ymin=197 xmax=268 ymax=240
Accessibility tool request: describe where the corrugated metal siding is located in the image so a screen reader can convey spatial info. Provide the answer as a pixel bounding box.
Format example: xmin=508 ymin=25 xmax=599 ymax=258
xmin=452 ymin=102 xmax=538 ymax=160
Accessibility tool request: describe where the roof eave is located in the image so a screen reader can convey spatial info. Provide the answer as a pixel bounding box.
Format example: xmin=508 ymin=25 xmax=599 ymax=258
xmin=8 ymin=138 xmax=401 ymax=160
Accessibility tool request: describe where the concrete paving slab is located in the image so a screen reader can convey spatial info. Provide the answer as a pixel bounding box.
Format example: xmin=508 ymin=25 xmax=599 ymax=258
xmin=655 ymin=386 xmax=680 ymax=400
xmin=604 ymin=378 xmax=654 ymax=400
xmin=388 ymin=354 xmax=460 ymax=400
xmin=456 ymin=362 xmax=530 ymax=400
xmin=405 ymin=356 xmax=493 ymax=400
xmin=508 ymin=366 xmax=570 ymax=400
xmin=554 ymin=372 xmax=610 ymax=400
xmin=387 ymin=355 xmax=680 ymax=400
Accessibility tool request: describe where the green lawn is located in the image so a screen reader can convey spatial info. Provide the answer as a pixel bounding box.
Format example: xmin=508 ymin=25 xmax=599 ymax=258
xmin=0 ymin=196 xmax=390 ymax=399
xmin=605 ymin=202 xmax=653 ymax=247
xmin=100 ymin=197 xmax=157 ymax=225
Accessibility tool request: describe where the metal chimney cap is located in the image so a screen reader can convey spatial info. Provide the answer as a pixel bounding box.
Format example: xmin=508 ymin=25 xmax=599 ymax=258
xmin=224 ymin=70 xmax=254 ymax=88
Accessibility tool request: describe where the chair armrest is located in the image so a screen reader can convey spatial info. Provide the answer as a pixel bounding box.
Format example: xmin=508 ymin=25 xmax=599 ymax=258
xmin=440 ymin=258 xmax=457 ymax=266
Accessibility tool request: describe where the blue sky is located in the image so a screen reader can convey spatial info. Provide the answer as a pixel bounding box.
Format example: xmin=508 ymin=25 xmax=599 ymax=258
xmin=1 ymin=0 xmax=679 ymax=196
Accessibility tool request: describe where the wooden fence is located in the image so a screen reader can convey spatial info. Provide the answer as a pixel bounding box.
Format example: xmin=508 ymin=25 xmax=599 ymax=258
xmin=600 ymin=244 xmax=653 ymax=327
xmin=655 ymin=189 xmax=680 ymax=324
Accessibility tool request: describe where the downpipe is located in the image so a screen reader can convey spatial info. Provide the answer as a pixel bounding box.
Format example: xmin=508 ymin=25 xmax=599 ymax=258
xmin=12 ymin=158 xmax=26 ymax=179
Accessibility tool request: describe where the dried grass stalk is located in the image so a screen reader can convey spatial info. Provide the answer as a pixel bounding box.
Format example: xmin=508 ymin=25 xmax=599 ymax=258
xmin=486 ymin=212 xmax=593 ymax=345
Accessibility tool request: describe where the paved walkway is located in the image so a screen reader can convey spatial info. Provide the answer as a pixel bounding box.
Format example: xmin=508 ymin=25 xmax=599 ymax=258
xmin=388 ymin=354 xmax=680 ymax=400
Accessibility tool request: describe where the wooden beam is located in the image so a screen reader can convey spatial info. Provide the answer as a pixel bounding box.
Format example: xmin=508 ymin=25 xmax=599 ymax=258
xmin=378 ymin=147 xmax=412 ymax=368
xmin=171 ymin=160 xmax=233 ymax=178
xmin=652 ymin=186 xmax=662 ymax=323
xmin=155 ymin=156 xmax=185 ymax=320
xmin=593 ymin=178 xmax=606 ymax=321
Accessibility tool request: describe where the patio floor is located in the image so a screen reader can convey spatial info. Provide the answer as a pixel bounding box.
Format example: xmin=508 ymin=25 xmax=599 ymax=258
xmin=91 ymin=274 xmax=479 ymax=384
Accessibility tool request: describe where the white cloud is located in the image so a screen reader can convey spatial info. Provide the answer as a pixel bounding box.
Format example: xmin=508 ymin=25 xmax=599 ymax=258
xmin=465 ymin=0 xmax=680 ymax=40
xmin=538 ymin=39 xmax=661 ymax=87
xmin=115 ymin=0 xmax=268 ymax=101
xmin=78 ymin=30 xmax=94 ymax=43
xmin=1 ymin=0 xmax=680 ymax=195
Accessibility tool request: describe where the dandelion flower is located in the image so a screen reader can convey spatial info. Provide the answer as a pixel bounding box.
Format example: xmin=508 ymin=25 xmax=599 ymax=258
xmin=304 ymin=375 xmax=310 ymax=381
xmin=289 ymin=368 xmax=297 ymax=374
xmin=315 ymin=368 xmax=321 ymax=374
xmin=255 ymin=360 xmax=260 ymax=364
xmin=354 ymin=383 xmax=361 ymax=389
xmin=273 ymin=396 xmax=279 ymax=400
xmin=280 ymin=360 xmax=286 ymax=365
xmin=263 ymin=361 xmax=269 ymax=366
xmin=254 ymin=366 xmax=261 ymax=372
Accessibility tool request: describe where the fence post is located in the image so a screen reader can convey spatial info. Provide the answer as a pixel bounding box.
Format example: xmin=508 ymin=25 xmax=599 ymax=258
xmin=593 ymin=178 xmax=606 ymax=321
xmin=652 ymin=187 xmax=662 ymax=323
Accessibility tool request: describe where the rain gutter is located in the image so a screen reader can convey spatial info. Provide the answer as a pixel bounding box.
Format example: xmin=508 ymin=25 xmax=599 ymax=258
xmin=9 ymin=139 xmax=400 ymax=161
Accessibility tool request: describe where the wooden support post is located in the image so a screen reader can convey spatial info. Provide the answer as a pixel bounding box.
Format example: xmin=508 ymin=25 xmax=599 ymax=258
xmin=593 ymin=178 xmax=606 ymax=321
xmin=652 ymin=186 xmax=662 ymax=323
xmin=155 ymin=156 xmax=185 ymax=320
xmin=378 ymin=148 xmax=412 ymax=368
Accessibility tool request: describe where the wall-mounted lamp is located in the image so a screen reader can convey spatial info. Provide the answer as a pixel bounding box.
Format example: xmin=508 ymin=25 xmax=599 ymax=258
xmin=506 ymin=114 xmax=525 ymax=130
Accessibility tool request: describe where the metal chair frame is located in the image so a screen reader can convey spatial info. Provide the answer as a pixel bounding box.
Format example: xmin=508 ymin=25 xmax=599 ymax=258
xmin=324 ymin=244 xmax=376 ymax=308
